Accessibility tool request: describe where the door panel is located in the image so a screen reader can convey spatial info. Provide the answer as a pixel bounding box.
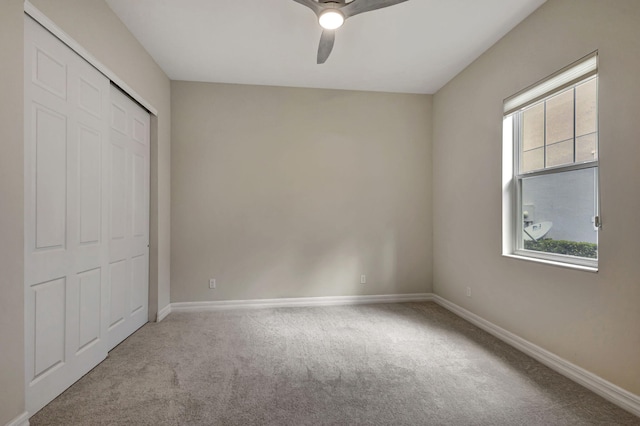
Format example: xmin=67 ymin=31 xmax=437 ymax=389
xmin=33 ymin=277 xmax=66 ymax=379
xmin=77 ymin=268 xmax=102 ymax=352
xmin=108 ymin=259 xmax=128 ymax=329
xmin=78 ymin=125 xmax=102 ymax=245
xmin=109 ymin=142 xmax=127 ymax=240
xmin=132 ymin=153 xmax=146 ymax=237
xmin=25 ymin=16 xmax=110 ymax=414
xmin=107 ymin=85 xmax=150 ymax=351
xmin=78 ymin=77 xmax=102 ymax=118
xmin=131 ymin=254 xmax=148 ymax=314
xmin=34 ymin=104 xmax=67 ymax=250
xmin=110 ymin=102 xmax=127 ymax=135
xmin=33 ymin=45 xmax=67 ymax=100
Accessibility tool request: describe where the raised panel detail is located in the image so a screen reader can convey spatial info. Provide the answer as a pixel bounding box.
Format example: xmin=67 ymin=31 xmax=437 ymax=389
xmin=78 ymin=126 xmax=101 ymax=244
xmin=110 ymin=103 xmax=127 ymax=135
xmin=110 ymin=144 xmax=126 ymax=240
xmin=131 ymin=255 xmax=146 ymax=314
xmin=33 ymin=278 xmax=66 ymax=380
xmin=109 ymin=260 xmax=128 ymax=329
xmin=78 ymin=78 xmax=101 ymax=118
xmin=132 ymin=118 xmax=146 ymax=145
xmin=34 ymin=47 xmax=66 ymax=99
xmin=35 ymin=105 xmax=67 ymax=250
xmin=78 ymin=269 xmax=101 ymax=352
xmin=132 ymin=153 xmax=145 ymax=237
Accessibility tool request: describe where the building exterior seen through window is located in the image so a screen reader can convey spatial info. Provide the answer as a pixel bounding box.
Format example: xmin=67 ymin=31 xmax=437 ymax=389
xmin=504 ymin=53 xmax=599 ymax=268
xmin=520 ymin=78 xmax=597 ymax=173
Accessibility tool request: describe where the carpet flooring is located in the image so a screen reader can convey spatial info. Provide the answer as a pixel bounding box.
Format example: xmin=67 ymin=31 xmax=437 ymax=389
xmin=30 ymin=302 xmax=639 ymax=425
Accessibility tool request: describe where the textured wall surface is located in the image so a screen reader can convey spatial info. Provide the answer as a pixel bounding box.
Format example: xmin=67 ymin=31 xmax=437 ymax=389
xmin=433 ymin=0 xmax=640 ymax=395
xmin=171 ymin=82 xmax=432 ymax=302
xmin=0 ymin=1 xmax=25 ymax=423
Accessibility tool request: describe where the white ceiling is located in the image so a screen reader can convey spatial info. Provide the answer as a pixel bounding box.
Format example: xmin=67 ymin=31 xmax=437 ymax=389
xmin=105 ymin=0 xmax=546 ymax=94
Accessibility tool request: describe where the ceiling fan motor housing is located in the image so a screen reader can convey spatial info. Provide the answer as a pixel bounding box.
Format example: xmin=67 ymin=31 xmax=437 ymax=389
xmin=293 ymin=0 xmax=410 ymax=63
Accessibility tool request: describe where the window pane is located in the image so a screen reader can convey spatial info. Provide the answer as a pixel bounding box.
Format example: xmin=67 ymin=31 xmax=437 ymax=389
xmin=522 ymin=103 xmax=544 ymax=151
xmin=521 ymin=168 xmax=597 ymax=258
xmin=522 ymin=147 xmax=544 ymax=172
xmin=576 ymin=78 xmax=597 ymax=138
xmin=546 ymin=89 xmax=574 ymax=145
xmin=546 ymin=139 xmax=573 ymax=168
xmin=576 ymin=133 xmax=597 ymax=163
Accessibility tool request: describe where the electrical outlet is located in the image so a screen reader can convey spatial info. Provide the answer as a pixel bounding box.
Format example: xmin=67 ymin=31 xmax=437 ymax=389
xmin=466 ymin=287 xmax=471 ymax=297
xmin=360 ymin=275 xmax=366 ymax=284
xmin=209 ymin=278 xmax=216 ymax=289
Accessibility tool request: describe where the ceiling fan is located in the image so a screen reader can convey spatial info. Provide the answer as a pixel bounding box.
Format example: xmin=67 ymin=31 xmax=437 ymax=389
xmin=292 ymin=0 xmax=409 ymax=64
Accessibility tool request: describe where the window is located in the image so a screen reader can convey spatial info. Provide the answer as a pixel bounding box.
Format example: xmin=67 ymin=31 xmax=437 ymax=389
xmin=503 ymin=52 xmax=599 ymax=269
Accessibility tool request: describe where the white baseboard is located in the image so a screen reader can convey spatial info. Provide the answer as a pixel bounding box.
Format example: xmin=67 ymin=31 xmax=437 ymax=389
xmin=5 ymin=412 xmax=29 ymax=426
xmin=171 ymin=293 xmax=433 ymax=313
xmin=432 ymin=295 xmax=640 ymax=418
xmin=156 ymin=304 xmax=172 ymax=322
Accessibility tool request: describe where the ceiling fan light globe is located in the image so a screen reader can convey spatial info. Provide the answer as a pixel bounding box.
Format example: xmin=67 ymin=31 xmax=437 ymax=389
xmin=319 ymin=10 xmax=345 ymax=30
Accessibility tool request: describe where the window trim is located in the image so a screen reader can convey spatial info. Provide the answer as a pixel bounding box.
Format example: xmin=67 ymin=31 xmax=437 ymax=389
xmin=502 ymin=52 xmax=600 ymax=271
xmin=502 ymin=253 xmax=598 ymax=273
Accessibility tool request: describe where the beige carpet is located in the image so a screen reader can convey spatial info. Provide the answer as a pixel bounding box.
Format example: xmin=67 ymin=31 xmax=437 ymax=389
xmin=30 ymin=302 xmax=639 ymax=425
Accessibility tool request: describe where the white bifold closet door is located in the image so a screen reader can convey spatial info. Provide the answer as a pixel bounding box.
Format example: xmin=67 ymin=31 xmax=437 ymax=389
xmin=24 ymin=16 xmax=150 ymax=415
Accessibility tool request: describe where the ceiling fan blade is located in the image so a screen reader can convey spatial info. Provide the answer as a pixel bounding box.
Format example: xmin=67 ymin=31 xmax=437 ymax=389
xmin=342 ymin=0 xmax=409 ymax=18
xmin=317 ymin=30 xmax=335 ymax=64
xmin=291 ymin=0 xmax=322 ymax=15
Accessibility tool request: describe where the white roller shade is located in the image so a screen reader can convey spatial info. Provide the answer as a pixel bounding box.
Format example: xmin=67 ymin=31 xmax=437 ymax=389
xmin=504 ymin=52 xmax=597 ymax=115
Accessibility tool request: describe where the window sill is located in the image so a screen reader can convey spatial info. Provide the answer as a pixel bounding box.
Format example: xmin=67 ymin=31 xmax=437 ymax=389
xmin=503 ymin=253 xmax=598 ymax=273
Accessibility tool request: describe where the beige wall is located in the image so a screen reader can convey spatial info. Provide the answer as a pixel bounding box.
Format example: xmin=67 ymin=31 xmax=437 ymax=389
xmin=0 ymin=1 xmax=25 ymax=423
xmin=30 ymin=0 xmax=172 ymax=316
xmin=171 ymin=82 xmax=432 ymax=302
xmin=433 ymin=0 xmax=640 ymax=396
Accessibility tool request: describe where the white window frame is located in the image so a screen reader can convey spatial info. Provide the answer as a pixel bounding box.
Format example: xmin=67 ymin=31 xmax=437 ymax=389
xmin=502 ymin=52 xmax=600 ymax=271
